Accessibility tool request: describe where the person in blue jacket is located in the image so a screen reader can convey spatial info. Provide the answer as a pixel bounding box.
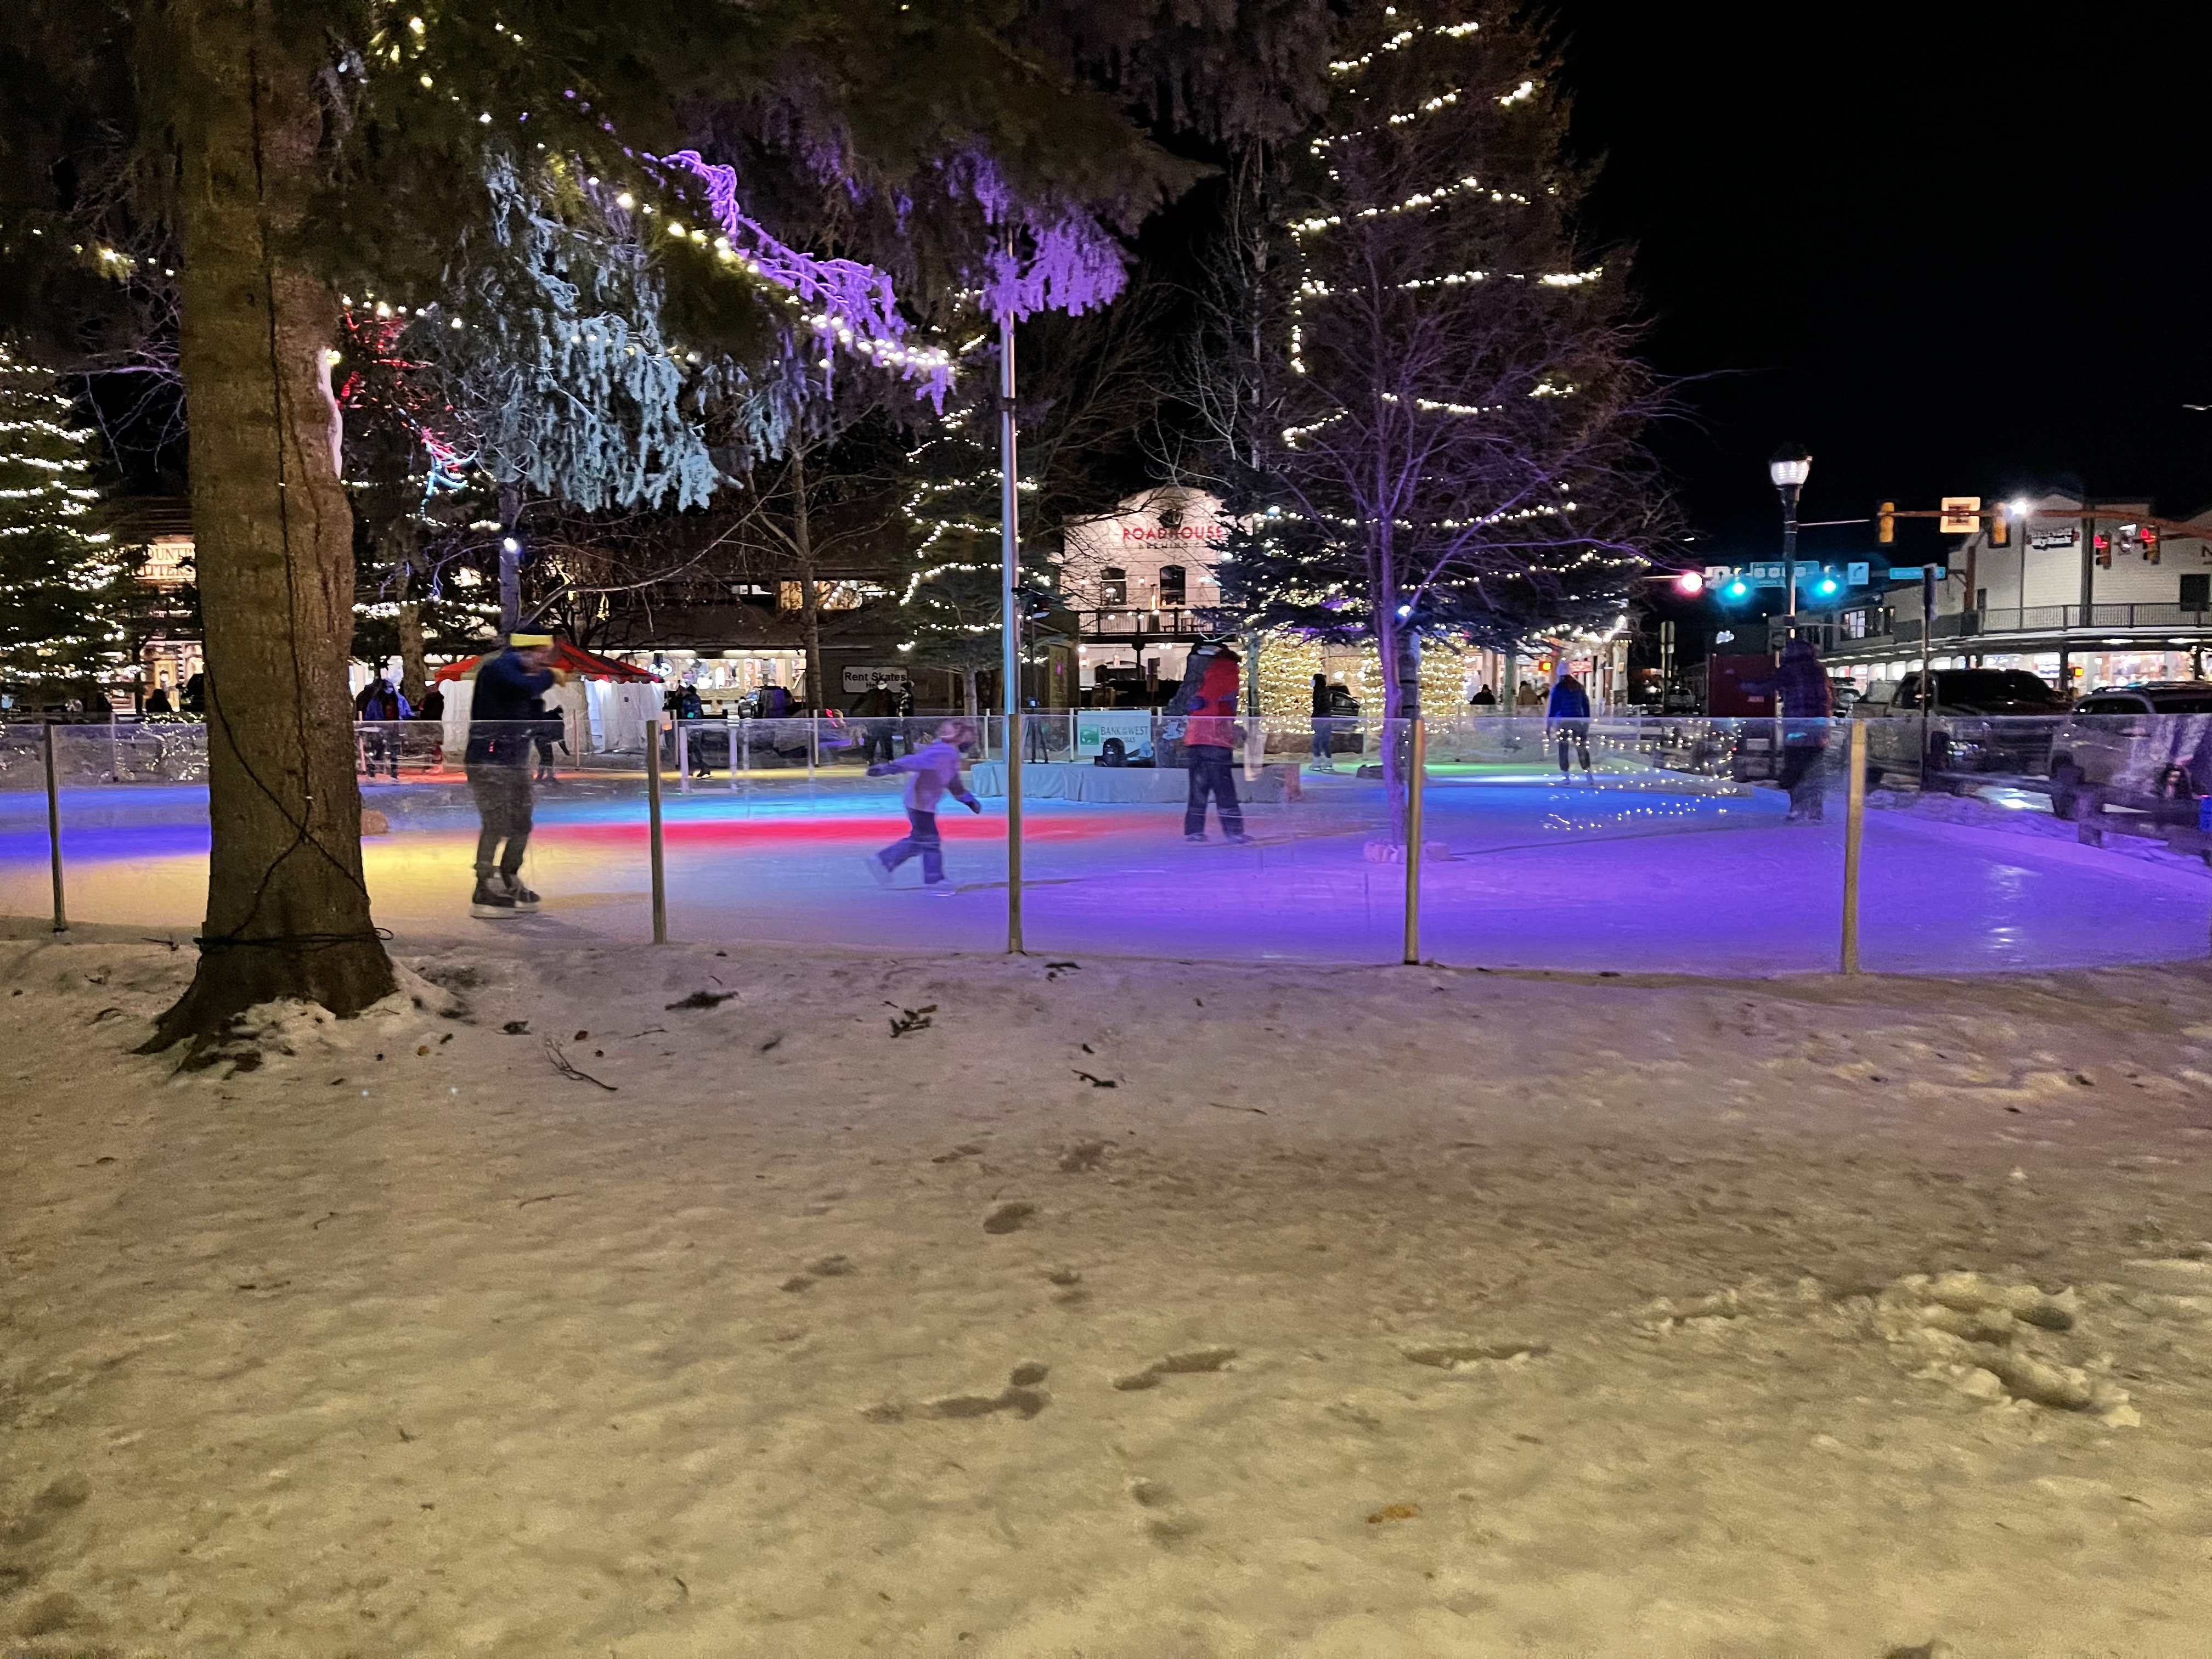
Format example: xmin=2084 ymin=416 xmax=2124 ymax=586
xmin=465 ymin=633 xmax=561 ymax=917
xmin=1547 ymin=672 xmax=1593 ymax=780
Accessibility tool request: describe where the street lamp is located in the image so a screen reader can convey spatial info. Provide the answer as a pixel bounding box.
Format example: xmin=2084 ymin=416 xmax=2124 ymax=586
xmin=1768 ymin=442 xmax=1813 ymax=637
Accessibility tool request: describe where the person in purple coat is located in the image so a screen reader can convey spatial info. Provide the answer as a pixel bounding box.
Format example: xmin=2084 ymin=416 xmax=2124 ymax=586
xmin=862 ymin=720 xmax=983 ymax=892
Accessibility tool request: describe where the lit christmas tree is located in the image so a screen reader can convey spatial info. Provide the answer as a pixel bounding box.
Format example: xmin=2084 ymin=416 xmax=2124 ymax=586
xmin=895 ymin=404 xmax=1060 ymax=718
xmin=1203 ymin=0 xmax=1668 ymax=750
xmin=0 ymin=341 xmax=141 ymax=700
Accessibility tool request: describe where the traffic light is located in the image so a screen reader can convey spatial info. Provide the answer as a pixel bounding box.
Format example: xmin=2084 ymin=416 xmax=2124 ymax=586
xmin=1724 ymin=576 xmax=1750 ymax=601
xmin=1813 ymin=570 xmax=1840 ymax=597
xmin=1877 ymin=501 xmax=1895 ymax=544
xmin=1989 ymin=504 xmax=2009 ymax=546
xmin=2094 ymin=531 xmax=2112 ymax=568
xmin=2143 ymin=524 xmax=2161 ymax=565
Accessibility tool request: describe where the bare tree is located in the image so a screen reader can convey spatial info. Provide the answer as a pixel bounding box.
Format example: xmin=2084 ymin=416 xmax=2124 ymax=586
xmin=1188 ymin=0 xmax=1674 ymax=838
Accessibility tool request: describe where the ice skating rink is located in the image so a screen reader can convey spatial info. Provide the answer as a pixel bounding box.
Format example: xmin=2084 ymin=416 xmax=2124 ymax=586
xmin=4 ymin=761 xmax=2205 ymax=975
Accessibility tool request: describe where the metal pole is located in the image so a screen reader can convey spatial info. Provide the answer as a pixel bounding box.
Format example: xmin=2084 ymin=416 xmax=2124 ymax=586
xmin=1402 ymin=716 xmax=1425 ymax=965
xmin=645 ymin=716 xmax=667 ymax=944
xmin=727 ymin=716 xmax=738 ymax=792
xmin=999 ymin=305 xmax=1025 ymax=954
xmin=677 ymin=720 xmax=690 ymax=794
xmin=43 ymin=721 xmax=68 ymax=933
xmin=1918 ymin=565 xmax=1936 ymax=783
xmin=1841 ymin=716 xmax=1866 ymax=974
xmin=1781 ymin=482 xmax=1801 ymax=635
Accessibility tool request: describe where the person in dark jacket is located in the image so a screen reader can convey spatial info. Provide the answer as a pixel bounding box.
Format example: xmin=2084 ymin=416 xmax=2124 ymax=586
xmin=1310 ymin=673 xmax=1337 ymax=770
xmin=464 ymin=634 xmax=560 ymax=915
xmin=1741 ymin=636 xmax=1835 ymax=821
xmin=354 ymin=675 xmax=413 ymax=779
xmin=143 ymin=685 xmax=172 ymax=715
xmin=1177 ymin=644 xmax=1250 ymax=843
xmin=1546 ymin=673 xmax=1593 ymax=780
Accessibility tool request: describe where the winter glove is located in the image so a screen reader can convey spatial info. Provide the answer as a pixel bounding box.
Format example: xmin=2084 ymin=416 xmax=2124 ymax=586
xmin=962 ymin=794 xmax=983 ymax=814
xmin=866 ymin=763 xmax=894 ymax=777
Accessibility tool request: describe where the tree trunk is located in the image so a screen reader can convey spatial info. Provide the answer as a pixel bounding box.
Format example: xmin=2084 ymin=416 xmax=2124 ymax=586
xmin=394 ymin=562 xmax=427 ymax=707
xmin=143 ymin=0 xmax=395 ymax=1052
xmin=791 ymin=452 xmax=825 ymax=712
xmin=961 ymin=668 xmax=979 ymax=720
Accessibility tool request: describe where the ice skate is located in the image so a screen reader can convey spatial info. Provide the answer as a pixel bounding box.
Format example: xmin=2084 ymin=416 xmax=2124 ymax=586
xmin=1184 ymin=832 xmax=1209 ymax=844
xmin=862 ymin=854 xmax=895 ymax=888
xmin=499 ymin=872 xmax=540 ymax=912
xmin=470 ymin=876 xmax=517 ymax=919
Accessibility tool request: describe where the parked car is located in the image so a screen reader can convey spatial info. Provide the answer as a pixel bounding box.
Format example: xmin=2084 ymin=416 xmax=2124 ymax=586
xmin=2047 ymin=682 xmax=2212 ymax=821
xmin=1855 ymin=668 xmax=2066 ymax=787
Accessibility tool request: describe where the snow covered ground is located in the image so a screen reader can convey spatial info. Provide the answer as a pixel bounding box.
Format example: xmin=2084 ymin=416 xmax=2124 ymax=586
xmin=3 ymin=761 xmax=2207 ymax=977
xmin=7 ymin=926 xmax=2212 ymax=1656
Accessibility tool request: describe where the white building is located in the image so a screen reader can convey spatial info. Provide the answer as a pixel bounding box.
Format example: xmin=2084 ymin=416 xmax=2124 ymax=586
xmin=1058 ymin=486 xmax=1232 ymax=697
xmin=1800 ymin=490 xmax=2212 ymax=692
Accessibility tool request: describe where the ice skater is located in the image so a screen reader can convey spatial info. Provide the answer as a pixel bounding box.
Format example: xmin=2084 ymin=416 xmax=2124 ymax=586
xmin=1175 ymin=641 xmax=1250 ymax=843
xmin=863 ymin=719 xmax=981 ymax=893
xmin=1741 ymin=636 xmax=1834 ymax=822
xmin=465 ymin=631 xmax=562 ymax=917
xmin=1547 ymin=672 xmax=1593 ymax=780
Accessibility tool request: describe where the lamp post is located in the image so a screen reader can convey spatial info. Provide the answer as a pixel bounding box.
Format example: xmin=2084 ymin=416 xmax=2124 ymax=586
xmin=1768 ymin=442 xmax=1812 ymax=645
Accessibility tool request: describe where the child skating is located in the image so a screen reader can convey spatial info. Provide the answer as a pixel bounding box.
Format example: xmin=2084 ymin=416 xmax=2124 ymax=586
xmin=863 ymin=720 xmax=981 ymax=893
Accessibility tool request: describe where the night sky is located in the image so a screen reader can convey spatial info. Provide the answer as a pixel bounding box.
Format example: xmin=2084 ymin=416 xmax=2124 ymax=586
xmin=1555 ymin=3 xmax=2212 ymax=573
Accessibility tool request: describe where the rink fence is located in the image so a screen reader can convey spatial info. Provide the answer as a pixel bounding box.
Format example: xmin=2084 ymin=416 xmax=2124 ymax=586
xmin=3 ymin=710 xmax=2208 ymax=977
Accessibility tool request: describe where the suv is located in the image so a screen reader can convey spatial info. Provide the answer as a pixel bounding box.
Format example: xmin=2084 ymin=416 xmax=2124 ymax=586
xmin=1856 ymin=668 xmax=2066 ymax=787
xmin=2047 ymin=683 xmax=2212 ymax=821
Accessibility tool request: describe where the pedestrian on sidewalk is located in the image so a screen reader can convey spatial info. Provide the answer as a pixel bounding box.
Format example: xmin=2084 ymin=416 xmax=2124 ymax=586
xmin=1177 ymin=642 xmax=1250 ymax=843
xmin=863 ymin=719 xmax=982 ymax=892
xmin=465 ymin=633 xmax=562 ymax=917
xmin=1547 ymin=672 xmax=1593 ymax=780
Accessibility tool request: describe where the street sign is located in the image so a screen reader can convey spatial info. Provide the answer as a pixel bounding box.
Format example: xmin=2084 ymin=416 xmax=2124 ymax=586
xmin=1748 ymin=561 xmax=1787 ymax=588
xmin=1938 ymin=495 xmax=1982 ymax=534
xmin=1888 ymin=565 xmax=1948 ymax=580
xmin=1846 ymin=562 xmax=1870 ymax=586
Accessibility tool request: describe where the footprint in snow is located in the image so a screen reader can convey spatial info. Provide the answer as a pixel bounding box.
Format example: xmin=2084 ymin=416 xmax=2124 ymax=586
xmin=1113 ymin=1347 xmax=1239 ymax=1391
xmin=863 ymin=1363 xmax=1051 ymax=1424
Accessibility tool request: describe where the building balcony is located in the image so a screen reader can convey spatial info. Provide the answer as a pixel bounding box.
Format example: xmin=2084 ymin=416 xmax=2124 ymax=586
xmin=1071 ymin=606 xmax=1210 ymax=642
xmin=1769 ymin=602 xmax=2212 ymax=662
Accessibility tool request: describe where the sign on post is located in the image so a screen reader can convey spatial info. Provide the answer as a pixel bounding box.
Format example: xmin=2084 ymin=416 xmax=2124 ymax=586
xmin=1938 ymin=496 xmax=1982 ymax=534
xmin=1846 ymin=561 xmax=1870 ymax=586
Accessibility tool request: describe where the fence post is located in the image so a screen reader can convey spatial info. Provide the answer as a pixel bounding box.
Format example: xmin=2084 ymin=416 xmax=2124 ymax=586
xmin=727 ymin=716 xmax=740 ymax=793
xmin=1403 ymin=716 xmax=1425 ymax=965
xmin=676 ymin=721 xmax=691 ymax=794
xmin=646 ymin=716 xmax=668 ymax=945
xmin=1841 ymin=718 xmax=1866 ymax=974
xmin=43 ymin=721 xmax=68 ymax=934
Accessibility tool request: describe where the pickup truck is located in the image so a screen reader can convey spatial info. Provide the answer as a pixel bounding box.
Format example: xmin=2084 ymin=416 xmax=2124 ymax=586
xmin=1854 ymin=668 xmax=2066 ymax=788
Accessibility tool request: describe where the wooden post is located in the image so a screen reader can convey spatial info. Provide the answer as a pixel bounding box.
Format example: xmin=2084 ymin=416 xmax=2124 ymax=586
xmin=645 ymin=716 xmax=667 ymax=945
xmin=1841 ymin=718 xmax=1867 ymax=974
xmin=1403 ymin=717 xmax=1426 ymax=965
xmin=44 ymin=722 xmax=69 ymax=934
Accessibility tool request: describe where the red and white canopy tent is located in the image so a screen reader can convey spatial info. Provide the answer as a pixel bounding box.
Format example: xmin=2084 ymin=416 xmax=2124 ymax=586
xmin=433 ymin=640 xmax=664 ymax=758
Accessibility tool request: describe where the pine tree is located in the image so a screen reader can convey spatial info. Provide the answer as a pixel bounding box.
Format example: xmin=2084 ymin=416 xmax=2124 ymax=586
xmin=0 ymin=341 xmax=140 ymax=702
xmin=4 ymin=0 xmax=1207 ymax=1047
xmin=895 ymin=408 xmax=1060 ymax=718
xmin=1197 ymin=0 xmax=1669 ymax=831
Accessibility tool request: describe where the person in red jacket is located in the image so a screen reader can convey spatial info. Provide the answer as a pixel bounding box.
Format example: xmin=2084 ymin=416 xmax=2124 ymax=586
xmin=1177 ymin=642 xmax=1251 ymax=844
